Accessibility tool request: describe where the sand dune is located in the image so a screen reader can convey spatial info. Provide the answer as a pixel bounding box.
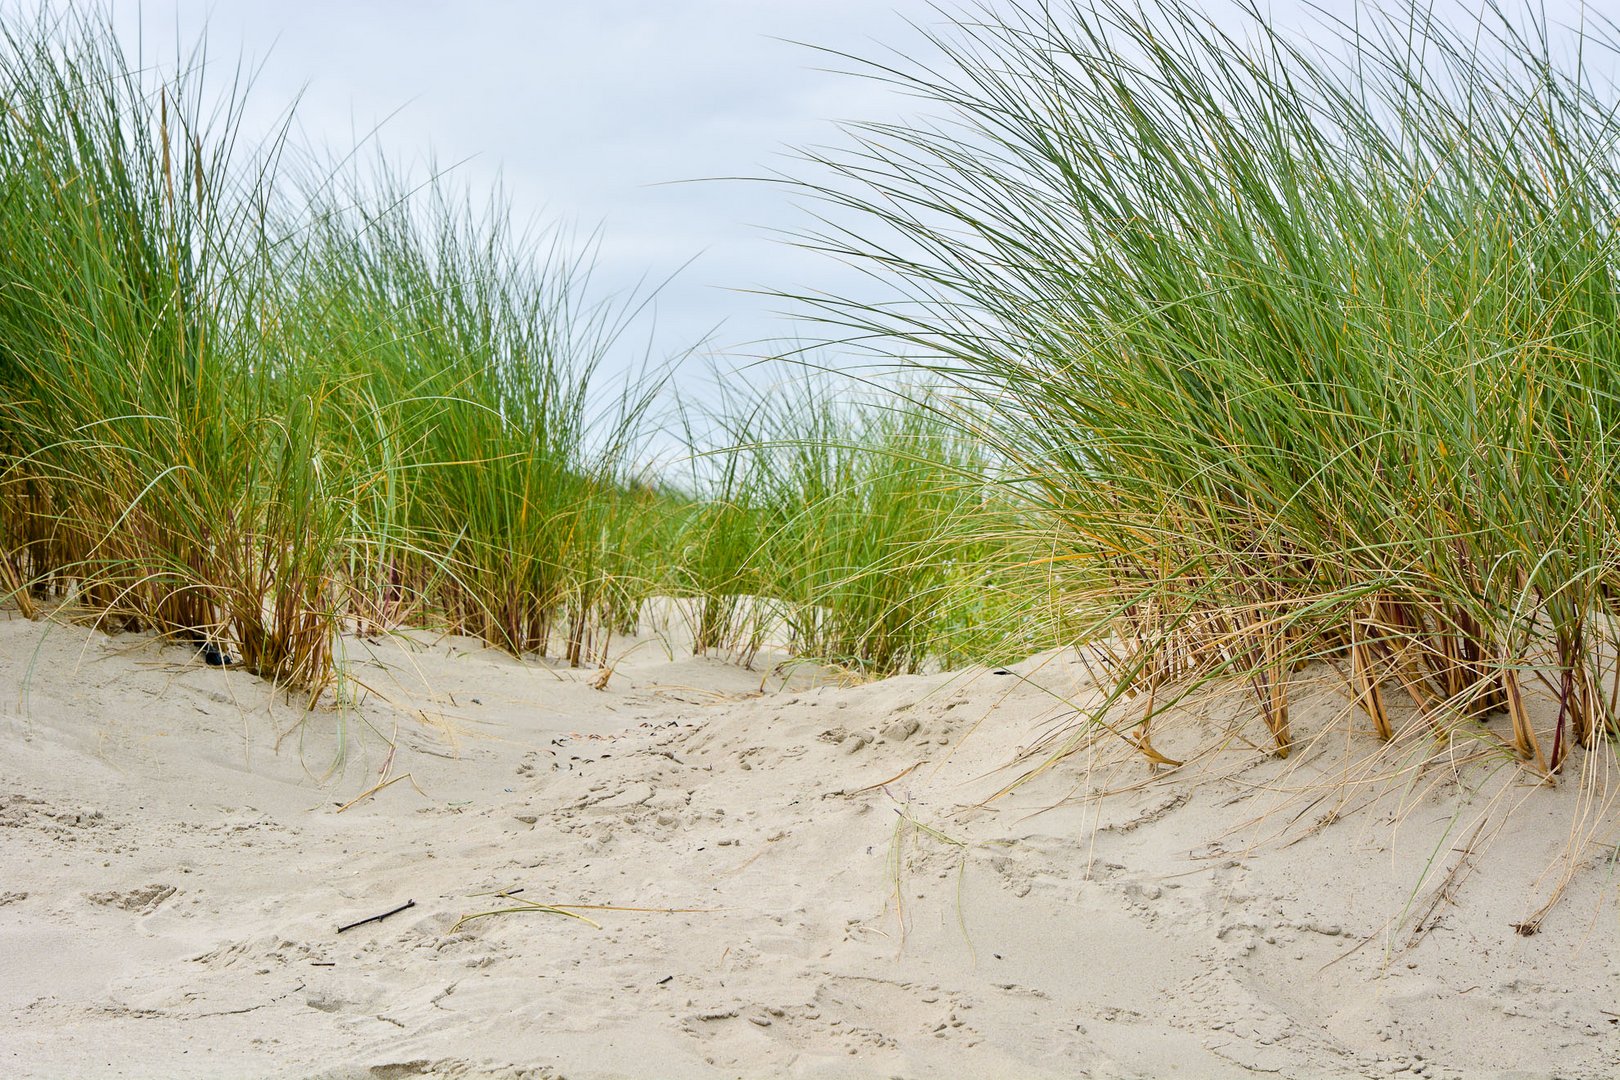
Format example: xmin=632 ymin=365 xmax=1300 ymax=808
xmin=1 ymin=606 xmax=1616 ymax=1079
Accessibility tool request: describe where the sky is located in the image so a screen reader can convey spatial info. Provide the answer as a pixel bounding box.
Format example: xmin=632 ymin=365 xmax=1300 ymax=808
xmin=42 ymin=1 xmax=1611 ymax=378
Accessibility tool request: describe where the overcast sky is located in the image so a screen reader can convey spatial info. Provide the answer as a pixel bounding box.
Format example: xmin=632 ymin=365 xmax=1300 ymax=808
xmin=53 ymin=1 xmax=1611 ymax=377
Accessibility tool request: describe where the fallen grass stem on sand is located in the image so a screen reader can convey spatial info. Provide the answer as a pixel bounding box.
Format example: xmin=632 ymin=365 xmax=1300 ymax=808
xmin=449 ymin=893 xmax=719 ymax=935
xmin=887 ymin=802 xmax=976 ymax=962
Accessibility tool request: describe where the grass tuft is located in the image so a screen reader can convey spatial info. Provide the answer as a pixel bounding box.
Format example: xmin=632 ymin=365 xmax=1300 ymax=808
xmin=791 ymin=0 xmax=1620 ymax=777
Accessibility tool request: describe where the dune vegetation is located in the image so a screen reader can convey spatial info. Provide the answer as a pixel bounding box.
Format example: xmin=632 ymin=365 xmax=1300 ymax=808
xmin=796 ymin=0 xmax=1620 ymax=779
xmin=3 ymin=0 xmax=1620 ymax=789
xmin=673 ymin=377 xmax=1047 ymax=674
xmin=0 ymin=10 xmax=1042 ymax=695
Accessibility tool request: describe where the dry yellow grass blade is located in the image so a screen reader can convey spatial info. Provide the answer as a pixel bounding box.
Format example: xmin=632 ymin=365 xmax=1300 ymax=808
xmin=0 ymin=557 xmax=36 ymax=619
xmin=1500 ymin=670 xmax=1549 ymax=777
xmin=1351 ymin=635 xmax=1392 ymax=741
xmin=839 ymin=760 xmax=926 ymax=797
xmin=334 ymin=772 xmax=417 ymax=814
xmin=449 ymin=892 xmax=719 ymax=935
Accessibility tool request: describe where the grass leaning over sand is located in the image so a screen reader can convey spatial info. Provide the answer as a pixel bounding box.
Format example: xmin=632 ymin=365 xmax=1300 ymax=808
xmin=792 ymin=0 xmax=1620 ymax=782
xmin=8 ymin=0 xmax=1620 ymax=817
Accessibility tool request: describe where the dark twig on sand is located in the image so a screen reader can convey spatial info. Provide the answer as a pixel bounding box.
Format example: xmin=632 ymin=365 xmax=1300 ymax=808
xmin=336 ymin=899 xmax=415 ymax=934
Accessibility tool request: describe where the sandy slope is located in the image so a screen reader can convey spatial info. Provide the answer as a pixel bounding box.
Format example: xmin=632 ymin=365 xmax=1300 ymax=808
xmin=1 ymin=605 xmax=1617 ymax=1080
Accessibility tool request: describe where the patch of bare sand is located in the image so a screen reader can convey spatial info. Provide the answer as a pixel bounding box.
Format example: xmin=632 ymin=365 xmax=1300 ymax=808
xmin=1 ymin=607 xmax=1616 ymax=1079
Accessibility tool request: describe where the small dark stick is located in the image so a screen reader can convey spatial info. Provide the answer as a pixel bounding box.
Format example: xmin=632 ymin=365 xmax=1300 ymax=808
xmin=336 ymin=899 xmax=415 ymax=934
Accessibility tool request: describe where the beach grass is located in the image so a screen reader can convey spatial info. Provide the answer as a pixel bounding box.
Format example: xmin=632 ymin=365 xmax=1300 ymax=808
xmin=0 ymin=12 xmax=669 ymax=687
xmin=0 ymin=10 xmax=1033 ymax=691
xmin=674 ymin=374 xmax=1043 ymax=675
xmin=0 ymin=11 xmax=349 ymax=688
xmin=792 ymin=0 xmax=1620 ymax=775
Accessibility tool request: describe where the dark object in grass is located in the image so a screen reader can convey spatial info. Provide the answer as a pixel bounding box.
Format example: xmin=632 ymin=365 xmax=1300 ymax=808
xmin=178 ymin=629 xmax=235 ymax=667
xmin=336 ymin=899 xmax=416 ymax=934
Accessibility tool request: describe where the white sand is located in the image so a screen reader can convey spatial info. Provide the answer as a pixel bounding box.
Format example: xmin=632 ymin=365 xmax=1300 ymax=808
xmin=2 ymin=606 xmax=1617 ymax=1079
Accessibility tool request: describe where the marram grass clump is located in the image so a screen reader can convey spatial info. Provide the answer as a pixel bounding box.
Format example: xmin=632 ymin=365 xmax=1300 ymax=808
xmin=0 ymin=13 xmax=671 ymax=691
xmin=674 ymin=376 xmax=1047 ymax=675
xmin=797 ymin=0 xmax=1620 ymax=777
xmin=0 ymin=13 xmax=348 ymax=688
